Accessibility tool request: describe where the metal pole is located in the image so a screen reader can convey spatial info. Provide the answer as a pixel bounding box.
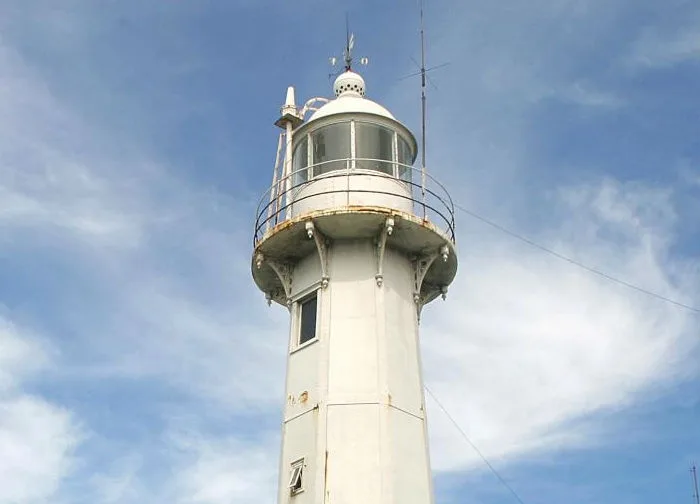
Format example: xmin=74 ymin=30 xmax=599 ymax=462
xmin=284 ymin=121 xmax=294 ymax=220
xmin=419 ymin=0 xmax=427 ymax=220
xmin=692 ymin=464 xmax=700 ymax=504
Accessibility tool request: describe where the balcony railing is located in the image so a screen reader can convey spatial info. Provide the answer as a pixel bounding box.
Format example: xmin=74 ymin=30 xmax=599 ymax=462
xmin=253 ymin=158 xmax=455 ymax=246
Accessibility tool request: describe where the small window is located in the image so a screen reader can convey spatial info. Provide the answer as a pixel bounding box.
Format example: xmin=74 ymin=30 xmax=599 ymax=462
xmin=289 ymin=459 xmax=304 ymax=494
xmin=298 ymin=293 xmax=318 ymax=345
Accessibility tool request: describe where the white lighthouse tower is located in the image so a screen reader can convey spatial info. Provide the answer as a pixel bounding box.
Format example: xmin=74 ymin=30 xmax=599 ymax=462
xmin=251 ymin=41 xmax=457 ymax=504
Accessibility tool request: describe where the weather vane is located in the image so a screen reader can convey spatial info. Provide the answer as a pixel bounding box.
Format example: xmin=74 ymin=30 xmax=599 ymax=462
xmin=329 ymin=15 xmax=368 ymax=78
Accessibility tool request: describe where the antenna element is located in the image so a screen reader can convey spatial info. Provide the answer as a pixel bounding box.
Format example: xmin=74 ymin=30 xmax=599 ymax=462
xmin=419 ymin=0 xmax=428 ymax=218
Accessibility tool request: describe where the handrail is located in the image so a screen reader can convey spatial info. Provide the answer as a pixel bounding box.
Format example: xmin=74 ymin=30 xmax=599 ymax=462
xmin=253 ymin=158 xmax=455 ymax=246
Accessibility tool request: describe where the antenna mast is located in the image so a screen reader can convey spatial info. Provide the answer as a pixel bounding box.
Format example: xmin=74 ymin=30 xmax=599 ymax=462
xmin=692 ymin=464 xmax=700 ymax=504
xmin=419 ymin=0 xmax=428 ymax=218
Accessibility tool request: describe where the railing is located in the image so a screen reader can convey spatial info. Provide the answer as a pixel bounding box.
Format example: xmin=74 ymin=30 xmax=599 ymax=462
xmin=253 ymin=158 xmax=455 ymax=246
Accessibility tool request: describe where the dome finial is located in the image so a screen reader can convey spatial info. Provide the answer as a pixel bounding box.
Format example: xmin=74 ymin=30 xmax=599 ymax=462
xmin=343 ymin=15 xmax=355 ymax=71
xmin=329 ymin=17 xmax=369 ymax=87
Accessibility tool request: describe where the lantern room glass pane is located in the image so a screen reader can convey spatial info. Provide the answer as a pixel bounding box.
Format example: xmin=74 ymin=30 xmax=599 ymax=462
xmin=355 ymin=122 xmax=394 ymax=174
xmin=312 ymin=122 xmax=350 ymax=175
xmin=292 ymin=136 xmax=309 ymax=186
xmin=397 ymin=136 xmax=413 ymax=182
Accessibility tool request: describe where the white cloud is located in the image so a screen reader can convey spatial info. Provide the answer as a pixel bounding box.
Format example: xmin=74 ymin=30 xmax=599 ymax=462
xmin=0 ymin=41 xmax=146 ymax=248
xmin=0 ymin=317 xmax=48 ymax=391
xmin=422 ymin=178 xmax=698 ymax=472
xmin=555 ymin=82 xmax=625 ymax=109
xmin=0 ymin=318 xmax=82 ymax=503
xmin=89 ymin=454 xmax=144 ymax=504
xmin=167 ymin=429 xmax=277 ymax=504
xmin=627 ymin=19 xmax=700 ymax=70
xmin=0 ymin=0 xmax=698 ymax=501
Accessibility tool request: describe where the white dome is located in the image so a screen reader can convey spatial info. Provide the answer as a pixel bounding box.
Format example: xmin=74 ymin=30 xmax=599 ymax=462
xmin=333 ymin=71 xmax=365 ymax=97
xmin=309 ymin=96 xmax=395 ymax=122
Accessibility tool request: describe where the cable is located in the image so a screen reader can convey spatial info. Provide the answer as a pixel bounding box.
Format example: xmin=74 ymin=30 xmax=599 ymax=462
xmin=453 ymin=202 xmax=700 ymax=314
xmin=425 ymin=385 xmax=529 ymax=504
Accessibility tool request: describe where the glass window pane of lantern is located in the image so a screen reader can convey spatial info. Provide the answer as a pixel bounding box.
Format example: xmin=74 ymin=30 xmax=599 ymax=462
xmin=312 ymin=122 xmax=350 ymax=176
xmin=292 ymin=136 xmax=309 ymax=186
xmin=397 ymin=136 xmax=413 ymax=182
xmin=355 ymin=122 xmax=394 ymax=175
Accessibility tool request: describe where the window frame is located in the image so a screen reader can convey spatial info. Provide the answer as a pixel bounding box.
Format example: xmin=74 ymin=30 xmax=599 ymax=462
xmin=290 ymin=117 xmax=417 ymax=183
xmin=309 ymin=121 xmax=351 ymax=176
xmin=289 ymin=458 xmax=305 ymax=495
xmin=353 ymin=120 xmax=396 ymax=176
xmin=291 ymin=288 xmax=320 ymax=352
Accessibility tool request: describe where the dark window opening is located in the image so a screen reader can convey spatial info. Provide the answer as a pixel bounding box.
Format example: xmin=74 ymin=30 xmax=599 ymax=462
xmin=299 ymin=294 xmax=318 ymax=345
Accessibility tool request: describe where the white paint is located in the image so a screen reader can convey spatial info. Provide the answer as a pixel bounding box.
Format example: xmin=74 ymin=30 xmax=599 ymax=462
xmin=292 ymin=171 xmax=414 ymax=217
xmin=309 ymin=95 xmax=395 ymax=121
xmin=277 ymin=241 xmax=434 ymax=504
xmin=333 ymin=71 xmax=366 ymax=98
xmin=256 ymin=69 xmax=454 ymax=504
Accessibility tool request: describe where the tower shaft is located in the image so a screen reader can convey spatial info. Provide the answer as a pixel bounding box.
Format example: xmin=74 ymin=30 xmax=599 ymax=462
xmin=278 ymin=240 xmax=434 ymax=503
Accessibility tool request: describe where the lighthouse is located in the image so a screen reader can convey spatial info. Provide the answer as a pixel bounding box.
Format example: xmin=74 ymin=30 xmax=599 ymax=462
xmin=251 ymin=42 xmax=457 ymax=504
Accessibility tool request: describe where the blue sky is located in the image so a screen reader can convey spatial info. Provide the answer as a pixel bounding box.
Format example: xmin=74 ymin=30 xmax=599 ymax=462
xmin=0 ymin=1 xmax=698 ymax=503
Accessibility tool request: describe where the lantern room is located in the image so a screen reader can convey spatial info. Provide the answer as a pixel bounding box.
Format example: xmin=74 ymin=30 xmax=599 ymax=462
xmin=253 ymin=66 xmax=457 ymax=309
xmin=289 ymin=71 xmax=418 ymax=217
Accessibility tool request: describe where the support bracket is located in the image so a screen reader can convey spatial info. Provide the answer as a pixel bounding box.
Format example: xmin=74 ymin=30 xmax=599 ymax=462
xmin=305 ymin=221 xmax=330 ymax=289
xmin=413 ymin=242 xmax=452 ymax=318
xmin=256 ymin=252 xmax=294 ymax=307
xmin=413 ymin=252 xmax=439 ymax=305
xmin=375 ymin=217 xmax=394 ymax=287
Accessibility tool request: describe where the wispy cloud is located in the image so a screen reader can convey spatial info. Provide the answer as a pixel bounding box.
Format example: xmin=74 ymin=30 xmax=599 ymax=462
xmin=0 ymin=317 xmax=83 ymax=503
xmin=423 ymin=176 xmax=698 ymax=472
xmin=0 ymin=0 xmax=698 ymax=502
xmin=167 ymin=429 xmax=278 ymax=504
xmin=626 ymin=17 xmax=700 ymax=70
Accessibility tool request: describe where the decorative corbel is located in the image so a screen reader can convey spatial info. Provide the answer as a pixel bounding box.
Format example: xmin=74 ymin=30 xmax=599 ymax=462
xmin=413 ymin=242 xmax=452 ymax=317
xmin=305 ymin=221 xmax=330 ymax=288
xmin=265 ymin=258 xmax=294 ymax=307
xmin=413 ymin=251 xmax=440 ymax=305
xmin=375 ymin=217 xmax=394 ymax=287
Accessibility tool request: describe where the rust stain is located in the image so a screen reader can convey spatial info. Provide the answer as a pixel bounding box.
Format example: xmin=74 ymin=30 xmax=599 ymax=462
xmin=299 ymin=391 xmax=309 ymax=404
xmin=387 ymin=393 xmax=392 ymax=406
xmin=255 ymin=205 xmax=452 ymax=251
